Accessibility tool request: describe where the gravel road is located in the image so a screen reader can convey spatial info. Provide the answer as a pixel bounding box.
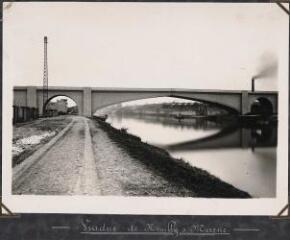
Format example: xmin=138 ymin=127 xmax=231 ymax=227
xmin=13 ymin=116 xmax=99 ymax=195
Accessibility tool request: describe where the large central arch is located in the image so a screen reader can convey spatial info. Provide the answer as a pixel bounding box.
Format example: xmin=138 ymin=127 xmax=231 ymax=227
xmin=91 ymin=90 xmax=242 ymax=115
xmin=94 ymin=95 xmax=238 ymax=115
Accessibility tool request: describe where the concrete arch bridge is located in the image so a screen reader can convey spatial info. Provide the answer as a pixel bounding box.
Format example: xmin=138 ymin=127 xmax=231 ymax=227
xmin=13 ymin=86 xmax=278 ymax=117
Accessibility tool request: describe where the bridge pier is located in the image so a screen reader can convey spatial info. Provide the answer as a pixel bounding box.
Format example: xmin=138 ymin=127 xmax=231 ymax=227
xmin=27 ymin=87 xmax=37 ymax=108
xmin=83 ymin=88 xmax=92 ymax=116
xmin=241 ymin=91 xmax=249 ymax=115
xmin=240 ymin=128 xmax=252 ymax=148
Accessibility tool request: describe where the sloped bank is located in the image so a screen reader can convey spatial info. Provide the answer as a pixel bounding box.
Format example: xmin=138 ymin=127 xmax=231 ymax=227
xmin=94 ymin=118 xmax=251 ymax=198
xmin=12 ymin=116 xmax=73 ymax=167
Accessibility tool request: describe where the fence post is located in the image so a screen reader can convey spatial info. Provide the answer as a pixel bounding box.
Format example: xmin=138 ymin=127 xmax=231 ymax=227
xmin=16 ymin=106 xmax=19 ymax=123
xmin=20 ymin=107 xmax=24 ymax=122
xmin=13 ymin=106 xmax=16 ymax=124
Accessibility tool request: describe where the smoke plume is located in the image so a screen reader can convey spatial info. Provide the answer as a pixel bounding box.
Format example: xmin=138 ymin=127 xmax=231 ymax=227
xmin=253 ymin=52 xmax=278 ymax=80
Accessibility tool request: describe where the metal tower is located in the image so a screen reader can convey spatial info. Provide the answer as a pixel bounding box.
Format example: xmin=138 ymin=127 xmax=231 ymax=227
xmin=42 ymin=36 xmax=48 ymax=115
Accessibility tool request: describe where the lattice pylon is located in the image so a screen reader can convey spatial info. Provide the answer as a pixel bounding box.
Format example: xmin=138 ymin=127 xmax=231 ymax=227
xmin=43 ymin=36 xmax=48 ymax=116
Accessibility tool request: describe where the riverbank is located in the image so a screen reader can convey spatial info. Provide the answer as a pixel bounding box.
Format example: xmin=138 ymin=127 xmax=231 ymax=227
xmin=94 ymin=117 xmax=251 ymax=198
xmin=89 ymin=120 xmax=197 ymax=196
xmin=13 ymin=116 xmax=73 ymax=167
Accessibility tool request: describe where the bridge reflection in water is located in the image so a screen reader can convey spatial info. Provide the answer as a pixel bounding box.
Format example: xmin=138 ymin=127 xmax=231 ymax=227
xmin=116 ymin=114 xmax=277 ymax=151
xmin=108 ymin=113 xmax=277 ymax=198
xmin=165 ymin=124 xmax=277 ymax=152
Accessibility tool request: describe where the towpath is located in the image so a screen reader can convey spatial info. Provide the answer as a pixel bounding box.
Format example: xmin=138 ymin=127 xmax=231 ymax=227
xmin=13 ymin=116 xmax=100 ymax=195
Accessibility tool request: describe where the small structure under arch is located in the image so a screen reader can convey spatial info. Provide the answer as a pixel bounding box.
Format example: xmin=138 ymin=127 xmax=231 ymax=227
xmin=250 ymin=97 xmax=274 ymax=116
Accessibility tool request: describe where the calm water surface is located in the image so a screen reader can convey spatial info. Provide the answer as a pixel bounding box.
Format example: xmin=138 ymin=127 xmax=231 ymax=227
xmin=107 ymin=114 xmax=276 ymax=197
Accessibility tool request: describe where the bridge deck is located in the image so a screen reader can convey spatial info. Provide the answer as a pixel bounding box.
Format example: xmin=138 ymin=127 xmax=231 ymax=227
xmin=14 ymin=86 xmax=278 ymax=94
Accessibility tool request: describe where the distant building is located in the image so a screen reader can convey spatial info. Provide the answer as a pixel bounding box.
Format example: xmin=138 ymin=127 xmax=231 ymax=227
xmin=46 ymin=99 xmax=68 ymax=115
xmin=67 ymin=105 xmax=78 ymax=114
xmin=55 ymin=99 xmax=68 ymax=114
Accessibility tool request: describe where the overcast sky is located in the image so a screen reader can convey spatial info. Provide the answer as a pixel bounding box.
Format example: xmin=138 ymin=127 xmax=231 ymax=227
xmin=3 ymin=2 xmax=289 ymax=91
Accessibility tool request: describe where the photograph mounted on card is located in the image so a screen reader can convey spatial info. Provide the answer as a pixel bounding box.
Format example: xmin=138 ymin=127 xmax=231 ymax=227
xmin=2 ymin=2 xmax=289 ymax=215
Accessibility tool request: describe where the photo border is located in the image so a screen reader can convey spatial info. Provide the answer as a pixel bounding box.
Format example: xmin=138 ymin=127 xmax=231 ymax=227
xmin=1 ymin=0 xmax=289 ymax=238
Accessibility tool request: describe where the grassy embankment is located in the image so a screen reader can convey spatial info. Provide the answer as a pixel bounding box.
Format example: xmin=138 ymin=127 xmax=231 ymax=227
xmin=12 ymin=116 xmax=72 ymax=167
xmin=94 ymin=118 xmax=251 ymax=198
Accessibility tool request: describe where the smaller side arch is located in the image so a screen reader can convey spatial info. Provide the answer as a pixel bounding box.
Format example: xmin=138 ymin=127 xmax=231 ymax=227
xmin=43 ymin=95 xmax=79 ymax=116
xmin=36 ymin=89 xmax=84 ymax=116
xmin=250 ymin=97 xmax=274 ymax=116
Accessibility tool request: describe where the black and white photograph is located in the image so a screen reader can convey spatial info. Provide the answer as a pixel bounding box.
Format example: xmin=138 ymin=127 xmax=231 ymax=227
xmin=2 ymin=2 xmax=289 ymax=215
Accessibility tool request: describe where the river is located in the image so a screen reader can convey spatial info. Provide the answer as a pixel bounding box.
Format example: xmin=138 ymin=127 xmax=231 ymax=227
xmin=107 ymin=113 xmax=277 ymax=198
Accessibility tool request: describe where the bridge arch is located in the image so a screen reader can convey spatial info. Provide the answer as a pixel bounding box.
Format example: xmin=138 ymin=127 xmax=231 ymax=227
xmin=92 ymin=93 xmax=239 ymax=115
xmin=93 ymin=95 xmax=236 ymax=116
xmin=35 ymin=89 xmax=84 ymax=116
xmin=43 ymin=95 xmax=79 ymax=116
xmin=250 ymin=97 xmax=273 ymax=116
